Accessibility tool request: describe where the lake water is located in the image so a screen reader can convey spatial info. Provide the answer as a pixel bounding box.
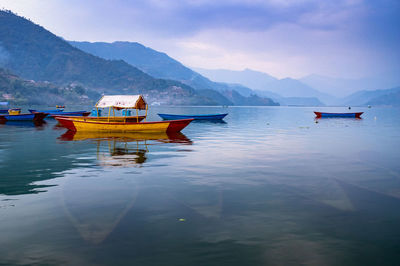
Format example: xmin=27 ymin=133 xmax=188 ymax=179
xmin=1 ymin=106 xmax=400 ymax=265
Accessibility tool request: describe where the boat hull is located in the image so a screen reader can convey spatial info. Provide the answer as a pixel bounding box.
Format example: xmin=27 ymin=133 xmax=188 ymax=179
xmin=158 ymin=113 xmax=228 ymax=120
xmin=50 ymin=111 xmax=91 ymax=117
xmin=314 ymin=112 xmax=363 ymax=118
xmin=0 ymin=112 xmax=48 ymax=121
xmin=29 ymin=109 xmax=64 ymax=114
xmin=55 ymin=117 xmax=193 ymax=133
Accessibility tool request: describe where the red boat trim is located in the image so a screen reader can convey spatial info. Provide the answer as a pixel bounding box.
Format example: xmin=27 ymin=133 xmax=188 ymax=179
xmin=55 ymin=117 xmax=194 ymax=132
xmin=166 ymin=119 xmax=194 ymax=133
xmin=55 ymin=117 xmax=77 ymax=131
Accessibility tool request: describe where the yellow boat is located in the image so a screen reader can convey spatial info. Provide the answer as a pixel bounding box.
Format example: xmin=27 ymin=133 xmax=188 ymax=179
xmin=55 ymin=95 xmax=193 ymax=133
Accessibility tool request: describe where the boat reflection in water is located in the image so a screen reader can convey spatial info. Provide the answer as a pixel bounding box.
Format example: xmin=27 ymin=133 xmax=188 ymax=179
xmin=57 ymin=130 xmax=192 ymax=244
xmin=59 ymin=130 xmax=192 ymax=168
xmin=0 ymin=119 xmax=47 ymax=129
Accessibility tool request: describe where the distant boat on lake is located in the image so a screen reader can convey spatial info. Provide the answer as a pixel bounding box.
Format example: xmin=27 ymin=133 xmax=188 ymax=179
xmin=314 ymin=112 xmax=363 ymax=118
xmin=29 ymin=109 xmax=90 ymax=117
xmin=0 ymin=112 xmax=48 ymax=122
xmin=158 ymin=113 xmax=228 ymax=120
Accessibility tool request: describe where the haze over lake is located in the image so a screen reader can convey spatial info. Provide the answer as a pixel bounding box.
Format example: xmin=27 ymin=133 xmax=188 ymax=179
xmin=1 ymin=106 xmax=400 ymax=265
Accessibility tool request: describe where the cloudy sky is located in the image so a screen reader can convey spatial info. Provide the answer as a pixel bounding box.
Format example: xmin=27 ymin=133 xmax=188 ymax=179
xmin=1 ymin=0 xmax=399 ymax=81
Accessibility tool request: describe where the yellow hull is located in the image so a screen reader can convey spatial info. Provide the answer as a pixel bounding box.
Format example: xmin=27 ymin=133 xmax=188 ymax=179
xmin=56 ymin=117 xmax=193 ymax=133
xmin=74 ymin=120 xmax=168 ymax=132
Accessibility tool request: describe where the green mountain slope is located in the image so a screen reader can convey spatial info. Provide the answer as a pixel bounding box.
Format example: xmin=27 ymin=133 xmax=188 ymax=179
xmin=0 ymin=10 xmax=217 ymax=105
xmin=0 ymin=68 xmax=95 ymax=105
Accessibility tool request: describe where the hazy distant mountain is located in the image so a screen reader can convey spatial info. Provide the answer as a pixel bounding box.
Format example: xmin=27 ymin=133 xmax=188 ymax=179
xmin=279 ymin=97 xmax=325 ymax=107
xmin=342 ymin=87 xmax=400 ymax=106
xmin=194 ymin=68 xmax=277 ymax=90
xmin=0 ymin=10 xmax=218 ymax=106
xmin=300 ymin=74 xmax=398 ymax=98
xmin=253 ymin=90 xmax=324 ymax=106
xmin=195 ymin=68 xmax=334 ymax=104
xmin=70 ymin=41 xmax=278 ymax=106
xmin=366 ymin=90 xmax=400 ymax=107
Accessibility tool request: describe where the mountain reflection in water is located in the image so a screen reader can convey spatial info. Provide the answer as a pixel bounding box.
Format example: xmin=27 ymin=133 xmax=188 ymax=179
xmin=1 ymin=106 xmax=400 ymax=265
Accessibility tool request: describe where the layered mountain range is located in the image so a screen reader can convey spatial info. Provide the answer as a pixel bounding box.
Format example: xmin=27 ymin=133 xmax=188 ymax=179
xmin=0 ymin=10 xmax=278 ymax=106
xmin=0 ymin=10 xmax=398 ymax=107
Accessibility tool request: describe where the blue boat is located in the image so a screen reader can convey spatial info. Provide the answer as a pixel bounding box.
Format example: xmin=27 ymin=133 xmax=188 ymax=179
xmin=50 ymin=111 xmax=91 ymax=117
xmin=158 ymin=113 xmax=228 ymax=120
xmin=29 ymin=109 xmax=89 ymax=118
xmin=314 ymin=112 xmax=363 ymax=118
xmin=0 ymin=112 xmax=48 ymax=121
xmin=29 ymin=109 xmax=64 ymax=114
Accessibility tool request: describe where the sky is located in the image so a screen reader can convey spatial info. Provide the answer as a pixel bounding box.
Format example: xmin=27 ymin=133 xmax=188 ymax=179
xmin=1 ymin=0 xmax=399 ymax=81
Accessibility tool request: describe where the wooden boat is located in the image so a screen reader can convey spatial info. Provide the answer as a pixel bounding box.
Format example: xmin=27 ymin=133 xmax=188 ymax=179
xmin=49 ymin=111 xmax=91 ymax=117
xmin=314 ymin=112 xmax=363 ymax=118
xmin=0 ymin=112 xmax=48 ymax=121
xmin=158 ymin=113 xmax=228 ymax=120
xmin=29 ymin=109 xmax=64 ymax=114
xmin=55 ymin=95 xmax=193 ymax=133
xmin=29 ymin=109 xmax=90 ymax=117
xmin=56 ymin=117 xmax=193 ymax=133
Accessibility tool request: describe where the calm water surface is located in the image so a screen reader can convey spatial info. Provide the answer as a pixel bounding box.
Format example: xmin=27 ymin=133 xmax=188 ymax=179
xmin=1 ymin=106 xmax=400 ymax=265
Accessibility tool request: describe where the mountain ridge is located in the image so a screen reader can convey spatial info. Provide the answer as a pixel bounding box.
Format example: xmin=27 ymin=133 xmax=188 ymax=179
xmin=342 ymin=87 xmax=400 ymax=106
xmin=194 ymin=67 xmax=335 ymax=104
xmin=0 ymin=10 xmax=220 ymax=106
xmin=69 ymin=41 xmax=279 ymax=106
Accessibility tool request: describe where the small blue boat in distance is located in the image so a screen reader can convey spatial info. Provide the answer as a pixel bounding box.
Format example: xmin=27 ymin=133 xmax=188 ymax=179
xmin=29 ymin=109 xmax=64 ymax=114
xmin=0 ymin=112 xmax=48 ymax=122
xmin=314 ymin=111 xmax=363 ymax=118
xmin=29 ymin=109 xmax=90 ymax=117
xmin=158 ymin=113 xmax=228 ymax=120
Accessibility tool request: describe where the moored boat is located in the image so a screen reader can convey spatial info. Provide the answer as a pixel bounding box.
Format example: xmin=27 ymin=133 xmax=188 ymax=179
xmin=0 ymin=112 xmax=48 ymax=122
xmin=56 ymin=95 xmax=193 ymax=133
xmin=314 ymin=112 xmax=363 ymax=118
xmin=29 ymin=109 xmax=90 ymax=117
xmin=56 ymin=117 xmax=193 ymax=133
xmin=49 ymin=111 xmax=91 ymax=117
xmin=29 ymin=109 xmax=64 ymax=114
xmin=158 ymin=113 xmax=228 ymax=120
